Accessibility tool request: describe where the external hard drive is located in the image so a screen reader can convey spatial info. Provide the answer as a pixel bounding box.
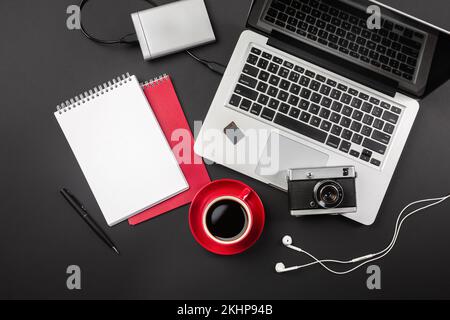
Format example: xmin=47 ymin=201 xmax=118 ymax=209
xmin=131 ymin=0 xmax=216 ymax=60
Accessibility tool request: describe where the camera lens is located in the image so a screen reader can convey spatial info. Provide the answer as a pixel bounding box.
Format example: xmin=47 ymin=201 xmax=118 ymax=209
xmin=314 ymin=180 xmax=344 ymax=209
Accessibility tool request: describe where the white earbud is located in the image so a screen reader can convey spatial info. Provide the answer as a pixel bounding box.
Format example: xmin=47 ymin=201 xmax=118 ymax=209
xmin=275 ymin=262 xmax=286 ymax=273
xmin=282 ymin=235 xmax=292 ymax=246
xmin=275 ymin=262 xmax=300 ymax=273
xmin=275 ymin=194 xmax=450 ymax=275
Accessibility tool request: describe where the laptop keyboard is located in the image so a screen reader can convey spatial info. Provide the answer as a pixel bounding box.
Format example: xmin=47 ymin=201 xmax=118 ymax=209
xmin=228 ymin=46 xmax=404 ymax=168
xmin=263 ymin=0 xmax=425 ymax=82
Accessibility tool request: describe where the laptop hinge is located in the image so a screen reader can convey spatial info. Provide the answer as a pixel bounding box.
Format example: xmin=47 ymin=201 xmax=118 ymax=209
xmin=268 ymin=30 xmax=398 ymax=97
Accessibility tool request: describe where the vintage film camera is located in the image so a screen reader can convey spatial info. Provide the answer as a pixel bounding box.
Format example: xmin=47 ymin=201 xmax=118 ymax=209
xmin=287 ymin=166 xmax=357 ymax=216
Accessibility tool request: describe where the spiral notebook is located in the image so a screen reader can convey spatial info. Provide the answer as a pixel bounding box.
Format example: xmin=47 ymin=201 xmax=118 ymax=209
xmin=54 ymin=73 xmax=188 ymax=226
xmin=129 ymin=75 xmax=211 ymax=225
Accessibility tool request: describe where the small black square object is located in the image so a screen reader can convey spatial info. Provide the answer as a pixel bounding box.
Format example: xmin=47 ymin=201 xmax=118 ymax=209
xmin=224 ymin=122 xmax=244 ymax=145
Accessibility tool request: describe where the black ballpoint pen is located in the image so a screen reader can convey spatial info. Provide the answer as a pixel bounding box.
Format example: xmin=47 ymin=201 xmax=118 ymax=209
xmin=60 ymin=188 xmax=120 ymax=255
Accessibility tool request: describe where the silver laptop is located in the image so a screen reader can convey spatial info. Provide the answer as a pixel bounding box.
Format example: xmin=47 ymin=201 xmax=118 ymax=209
xmin=195 ymin=0 xmax=450 ymax=225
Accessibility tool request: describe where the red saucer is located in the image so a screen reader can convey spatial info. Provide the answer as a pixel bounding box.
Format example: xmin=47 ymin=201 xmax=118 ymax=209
xmin=189 ymin=179 xmax=265 ymax=255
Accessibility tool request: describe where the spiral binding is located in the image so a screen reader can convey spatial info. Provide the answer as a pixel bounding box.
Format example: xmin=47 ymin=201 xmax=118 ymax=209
xmin=141 ymin=74 xmax=169 ymax=88
xmin=56 ymin=73 xmax=132 ymax=114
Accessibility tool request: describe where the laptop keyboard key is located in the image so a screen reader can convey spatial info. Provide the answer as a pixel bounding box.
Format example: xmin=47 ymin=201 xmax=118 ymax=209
xmin=240 ymin=99 xmax=252 ymax=111
xmin=362 ymin=114 xmax=374 ymax=126
xmin=269 ymin=75 xmax=281 ymax=86
xmin=309 ymin=103 xmax=320 ymax=114
xmin=288 ymin=95 xmax=300 ymax=106
xmin=251 ymin=47 xmax=262 ymax=55
xmin=330 ymin=89 xmax=342 ymax=100
xmin=243 ymin=64 xmax=259 ymax=77
xmin=384 ymin=123 xmax=395 ymax=134
xmin=380 ymin=102 xmax=391 ymax=109
xmin=326 ymin=135 xmax=341 ymax=149
xmin=274 ymin=113 xmax=327 ymax=143
xmin=382 ymin=110 xmax=399 ymax=124
xmin=372 ymin=130 xmax=391 ymax=144
xmin=352 ymin=110 xmax=363 ymax=121
xmin=235 ymin=84 xmax=258 ymax=100
xmin=268 ymin=63 xmax=279 ymax=74
xmin=310 ymin=116 xmax=321 ymax=127
xmin=361 ymin=125 xmax=373 ymax=137
xmin=320 ymin=120 xmax=332 ymax=132
xmin=351 ymin=98 xmax=362 ymax=109
xmin=341 ymin=129 xmax=353 ymax=140
xmin=278 ymin=90 xmax=289 ymax=101
xmin=289 ymin=107 xmax=301 ymax=118
xmin=257 ymin=82 xmax=268 ymax=93
xmin=321 ymin=97 xmax=332 ymax=108
xmin=339 ymin=141 xmax=351 ymax=153
xmin=257 ymin=94 xmax=269 ymax=105
xmin=311 ymin=93 xmax=322 ymax=103
xmin=280 ymin=79 xmax=291 ymax=90
xmin=261 ymin=108 xmax=276 ymax=121
xmin=342 ymin=105 xmax=353 ymax=116
xmin=373 ymin=118 xmax=384 ymax=130
xmin=331 ymin=125 xmax=343 ymax=136
xmin=330 ymin=112 xmax=341 ymax=123
xmin=268 ymin=98 xmax=280 ymax=110
xmin=331 ymin=101 xmax=343 ymax=112
xmin=247 ymin=54 xmax=258 ymax=65
xmin=350 ymin=121 xmax=362 ymax=132
xmin=372 ymin=106 xmax=383 ymax=117
xmin=279 ymin=67 xmax=290 ymax=78
xmin=299 ymin=76 xmax=310 ymax=86
xmin=297 ymin=99 xmax=308 ymax=110
xmin=310 ymin=80 xmax=321 ymax=91
xmin=257 ymin=58 xmax=269 ymax=70
xmin=391 ymin=106 xmax=402 ymax=114
xmin=300 ymin=88 xmax=312 ymax=99
xmin=360 ymin=152 xmax=371 ymax=162
xmin=340 ymin=116 xmax=351 ymax=128
xmin=352 ymin=133 xmax=363 ymax=145
xmin=350 ymin=150 xmax=360 ymax=158
xmin=363 ymin=138 xmax=387 ymax=155
xmin=258 ymin=71 xmax=270 ymax=81
xmin=229 ymin=94 xmax=241 ymax=107
xmin=300 ymin=112 xmax=311 ymax=123
xmin=370 ymin=158 xmax=381 ymax=167
xmin=279 ymin=103 xmax=290 ymax=114
xmin=370 ymin=97 xmax=380 ymax=105
xmin=341 ymin=93 xmax=352 ymax=104
xmin=250 ymin=103 xmax=262 ymax=115
xmin=319 ymin=108 xmax=330 ymax=119
xmin=361 ymin=102 xmax=373 ymax=113
xmin=239 ymin=74 xmax=257 ymax=88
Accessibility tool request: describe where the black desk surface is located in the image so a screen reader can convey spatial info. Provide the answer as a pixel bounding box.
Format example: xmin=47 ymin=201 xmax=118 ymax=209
xmin=1 ymin=0 xmax=450 ymax=299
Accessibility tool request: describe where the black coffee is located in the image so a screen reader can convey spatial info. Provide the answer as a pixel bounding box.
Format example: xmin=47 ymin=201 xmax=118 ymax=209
xmin=205 ymin=199 xmax=248 ymax=240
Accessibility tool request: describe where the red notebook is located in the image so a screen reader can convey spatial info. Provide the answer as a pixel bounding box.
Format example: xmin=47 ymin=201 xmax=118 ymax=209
xmin=128 ymin=75 xmax=211 ymax=225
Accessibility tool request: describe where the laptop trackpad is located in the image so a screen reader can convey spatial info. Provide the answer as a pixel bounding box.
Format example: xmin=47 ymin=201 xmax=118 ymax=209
xmin=255 ymin=133 xmax=329 ymax=190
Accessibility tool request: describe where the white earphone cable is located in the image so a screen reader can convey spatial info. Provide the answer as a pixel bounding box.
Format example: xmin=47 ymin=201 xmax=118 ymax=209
xmin=280 ymin=195 xmax=450 ymax=275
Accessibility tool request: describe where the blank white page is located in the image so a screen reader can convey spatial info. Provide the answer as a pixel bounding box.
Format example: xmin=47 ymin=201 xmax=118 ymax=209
xmin=55 ymin=75 xmax=188 ymax=226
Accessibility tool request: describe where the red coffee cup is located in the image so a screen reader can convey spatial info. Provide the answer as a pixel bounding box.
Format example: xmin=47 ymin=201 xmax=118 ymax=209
xmin=189 ymin=179 xmax=265 ymax=255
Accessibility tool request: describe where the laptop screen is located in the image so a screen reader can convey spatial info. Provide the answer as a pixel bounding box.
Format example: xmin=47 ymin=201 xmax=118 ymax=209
xmin=374 ymin=0 xmax=450 ymax=34
xmin=247 ymin=0 xmax=450 ymax=98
